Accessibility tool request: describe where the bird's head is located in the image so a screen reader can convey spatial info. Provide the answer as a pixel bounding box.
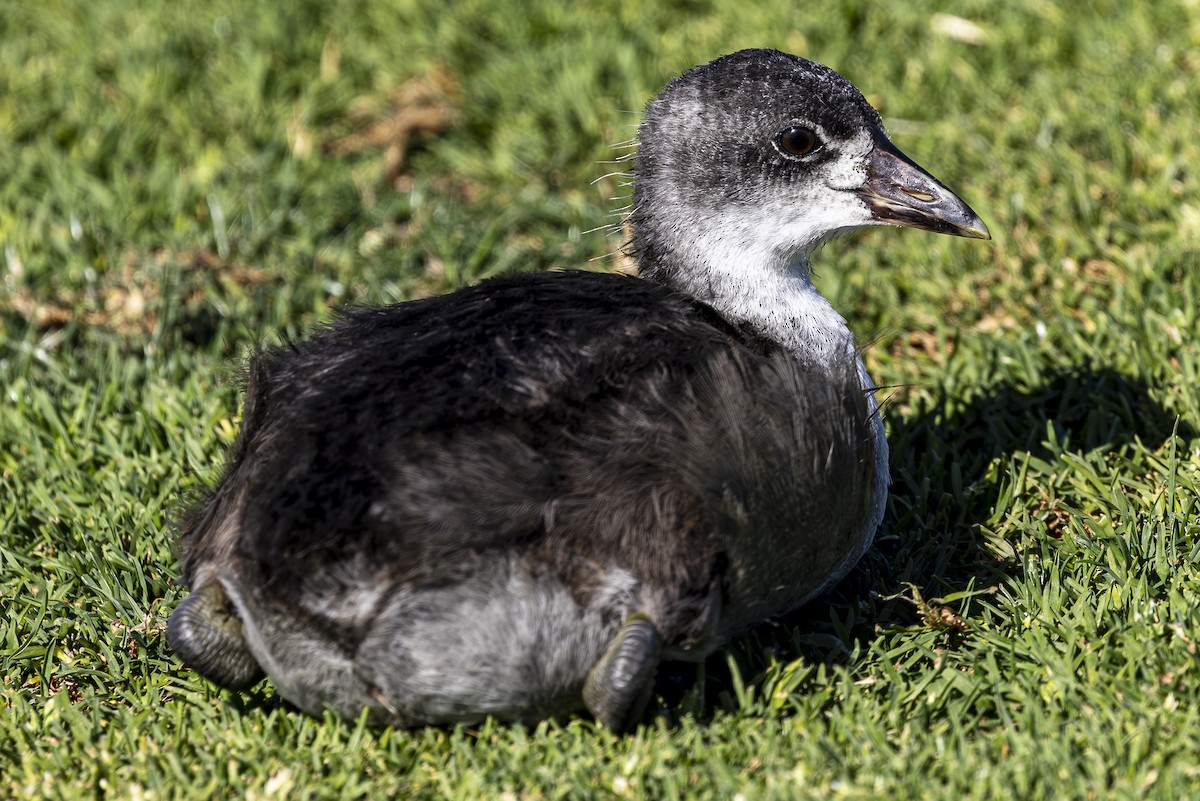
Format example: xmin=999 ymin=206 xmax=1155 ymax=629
xmin=630 ymin=49 xmax=989 ymax=284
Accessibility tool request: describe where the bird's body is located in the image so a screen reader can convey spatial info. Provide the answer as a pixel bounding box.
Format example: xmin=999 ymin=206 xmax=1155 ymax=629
xmin=169 ymin=49 xmax=988 ymax=730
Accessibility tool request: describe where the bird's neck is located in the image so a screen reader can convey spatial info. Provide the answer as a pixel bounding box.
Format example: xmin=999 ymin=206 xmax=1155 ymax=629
xmin=637 ymin=222 xmax=891 ymax=563
xmin=694 ymin=264 xmax=854 ymax=366
xmin=640 ymin=229 xmax=860 ymax=371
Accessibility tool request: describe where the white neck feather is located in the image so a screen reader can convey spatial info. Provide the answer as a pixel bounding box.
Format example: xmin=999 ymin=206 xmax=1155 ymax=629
xmin=662 ymin=215 xmax=861 ymax=373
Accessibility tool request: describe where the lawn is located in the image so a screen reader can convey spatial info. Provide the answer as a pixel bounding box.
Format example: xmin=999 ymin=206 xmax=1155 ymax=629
xmin=3 ymin=0 xmax=1200 ymax=798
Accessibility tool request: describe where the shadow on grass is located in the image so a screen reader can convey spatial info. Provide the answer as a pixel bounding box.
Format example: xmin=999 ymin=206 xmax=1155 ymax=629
xmin=652 ymin=364 xmax=1192 ymax=725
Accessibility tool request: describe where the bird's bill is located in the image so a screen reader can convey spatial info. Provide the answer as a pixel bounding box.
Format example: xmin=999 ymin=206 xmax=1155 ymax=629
xmin=856 ymin=130 xmax=991 ymax=240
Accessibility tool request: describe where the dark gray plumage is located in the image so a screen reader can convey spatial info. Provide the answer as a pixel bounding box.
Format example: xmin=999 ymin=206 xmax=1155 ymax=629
xmin=168 ymin=48 xmax=988 ymax=730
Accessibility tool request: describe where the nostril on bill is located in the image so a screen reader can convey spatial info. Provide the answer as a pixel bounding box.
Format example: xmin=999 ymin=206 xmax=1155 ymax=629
xmin=901 ymin=188 xmax=937 ymax=203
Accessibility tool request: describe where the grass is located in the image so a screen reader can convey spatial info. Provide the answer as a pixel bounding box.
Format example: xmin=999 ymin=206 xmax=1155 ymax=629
xmin=3 ymin=0 xmax=1200 ymax=797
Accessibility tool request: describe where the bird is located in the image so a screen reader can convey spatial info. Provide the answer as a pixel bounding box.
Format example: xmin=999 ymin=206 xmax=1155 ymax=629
xmin=167 ymin=48 xmax=989 ymax=732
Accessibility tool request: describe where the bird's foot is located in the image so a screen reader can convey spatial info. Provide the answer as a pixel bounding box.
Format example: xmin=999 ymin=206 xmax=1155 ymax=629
xmin=168 ymin=583 xmax=264 ymax=690
xmin=583 ymin=613 xmax=661 ymax=732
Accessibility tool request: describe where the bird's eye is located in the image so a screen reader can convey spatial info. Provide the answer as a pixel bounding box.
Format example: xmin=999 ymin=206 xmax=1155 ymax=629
xmin=777 ymin=126 xmax=820 ymax=157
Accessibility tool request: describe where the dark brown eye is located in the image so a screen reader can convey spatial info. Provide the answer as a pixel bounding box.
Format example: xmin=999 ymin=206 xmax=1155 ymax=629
xmin=777 ymin=126 xmax=819 ymax=157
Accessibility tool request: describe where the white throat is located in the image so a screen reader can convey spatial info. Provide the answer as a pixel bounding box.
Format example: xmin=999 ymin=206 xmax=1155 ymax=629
xmin=664 ymin=215 xmax=862 ymax=372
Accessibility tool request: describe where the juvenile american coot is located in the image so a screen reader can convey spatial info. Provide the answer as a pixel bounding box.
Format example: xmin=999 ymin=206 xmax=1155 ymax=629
xmin=168 ymin=49 xmax=989 ymax=731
